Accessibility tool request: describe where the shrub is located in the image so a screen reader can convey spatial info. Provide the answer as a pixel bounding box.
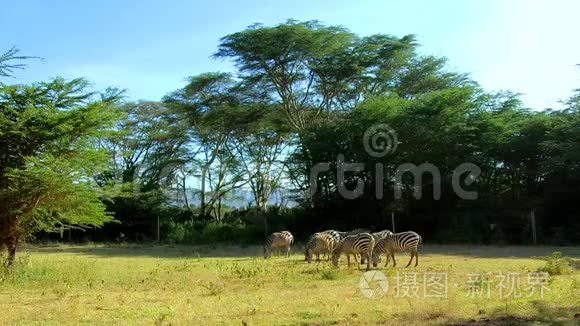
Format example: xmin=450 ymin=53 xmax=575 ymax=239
xmin=197 ymin=280 xmax=225 ymax=296
xmin=0 ymin=254 xmax=30 ymax=284
xmin=320 ymin=269 xmax=339 ymax=280
xmin=536 ymin=252 xmax=571 ymax=275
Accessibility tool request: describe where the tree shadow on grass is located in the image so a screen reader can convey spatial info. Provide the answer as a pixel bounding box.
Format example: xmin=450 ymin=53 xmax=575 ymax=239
xmin=25 ymin=243 xmax=314 ymax=261
xmin=422 ymin=245 xmax=580 ymax=260
xmin=26 ymin=243 xmax=262 ymax=259
xmin=446 ymin=301 xmax=580 ymax=326
xmin=568 ymin=259 xmax=580 ymax=271
xmin=23 ymin=243 xmax=580 ymax=263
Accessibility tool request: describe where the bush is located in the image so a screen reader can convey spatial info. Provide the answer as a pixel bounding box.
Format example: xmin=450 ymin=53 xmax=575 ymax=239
xmin=162 ymin=220 xmax=264 ymax=244
xmin=0 ymin=254 xmax=31 ymax=284
xmin=320 ymin=269 xmax=340 ymax=280
xmin=536 ymin=252 xmax=571 ymax=275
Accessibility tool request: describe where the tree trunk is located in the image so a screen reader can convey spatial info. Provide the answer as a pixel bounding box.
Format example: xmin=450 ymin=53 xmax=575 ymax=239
xmin=6 ymin=244 xmax=17 ymax=267
xmin=530 ymin=209 xmax=537 ymax=245
xmin=182 ymin=178 xmax=190 ymax=208
xmin=217 ymin=197 xmax=222 ymax=222
xmin=200 ymin=166 xmax=207 ymax=217
xmin=156 ymin=215 xmax=160 ymax=243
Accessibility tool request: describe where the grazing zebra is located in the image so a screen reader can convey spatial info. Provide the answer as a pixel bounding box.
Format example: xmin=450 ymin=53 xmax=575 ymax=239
xmin=263 ymin=231 xmax=294 ymax=259
xmin=335 ymin=229 xmax=371 ymax=260
xmin=360 ymin=229 xmax=394 ymax=264
xmin=371 ymin=231 xmax=422 ymax=268
xmin=331 ymin=233 xmax=375 ymax=270
xmin=304 ymin=230 xmax=341 ymax=261
xmin=304 ymin=233 xmax=334 ymax=263
xmin=335 ymin=228 xmax=371 ymax=240
xmin=371 ymin=229 xmax=393 ymax=241
xmin=317 ymin=229 xmax=342 ymax=243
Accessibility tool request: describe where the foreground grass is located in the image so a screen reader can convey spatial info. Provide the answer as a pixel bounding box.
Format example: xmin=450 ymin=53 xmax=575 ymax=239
xmin=0 ymin=244 xmax=579 ymax=325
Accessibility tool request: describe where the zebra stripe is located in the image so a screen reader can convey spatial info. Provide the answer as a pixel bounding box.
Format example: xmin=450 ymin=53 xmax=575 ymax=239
xmin=371 ymin=231 xmax=422 ymax=268
xmin=316 ymin=230 xmax=341 ymax=243
xmin=279 ymin=231 xmax=294 ymax=245
xmin=304 ymin=233 xmax=336 ymax=263
xmin=332 ymin=229 xmax=372 ymax=263
xmin=331 ymin=233 xmax=375 ymax=270
xmin=361 ymin=229 xmax=394 ymax=264
xmin=305 ymin=230 xmax=341 ymax=261
xmin=335 ymin=228 xmax=371 ymax=240
xmin=371 ymin=229 xmax=393 ymax=241
xmin=263 ymin=231 xmax=294 ymax=259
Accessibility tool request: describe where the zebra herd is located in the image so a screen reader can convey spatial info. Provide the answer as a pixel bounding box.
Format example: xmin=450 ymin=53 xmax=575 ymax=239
xmin=263 ymin=229 xmax=422 ymax=270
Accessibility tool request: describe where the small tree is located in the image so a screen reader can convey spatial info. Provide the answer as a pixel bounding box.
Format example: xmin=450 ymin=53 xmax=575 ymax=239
xmin=0 ymin=77 xmax=118 ymax=265
xmin=0 ymin=156 xmax=112 ymax=265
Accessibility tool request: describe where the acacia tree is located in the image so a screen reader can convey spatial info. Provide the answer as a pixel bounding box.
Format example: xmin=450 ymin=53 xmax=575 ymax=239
xmin=214 ymin=20 xmax=354 ymax=131
xmin=0 ymin=78 xmax=118 ymax=265
xmin=96 ymin=101 xmax=188 ymax=195
xmin=215 ymin=20 xmax=471 ymax=205
xmin=0 ymin=47 xmax=36 ymax=79
xmin=231 ymin=106 xmax=291 ymax=211
xmin=164 ymin=73 xmax=247 ymax=218
xmin=214 ymin=20 xmax=467 ymax=132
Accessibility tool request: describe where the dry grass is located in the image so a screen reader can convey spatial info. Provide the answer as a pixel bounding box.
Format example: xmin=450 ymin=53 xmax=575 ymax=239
xmin=0 ymin=244 xmax=579 ymax=325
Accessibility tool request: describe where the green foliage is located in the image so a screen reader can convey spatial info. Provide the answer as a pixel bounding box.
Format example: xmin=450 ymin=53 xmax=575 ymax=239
xmin=162 ymin=221 xmax=261 ymax=244
xmin=1 ymin=155 xmax=112 ymax=232
xmin=0 ymin=47 xmax=38 ymax=79
xmin=93 ymin=21 xmax=580 ymax=246
xmin=537 ymin=252 xmax=571 ymax=276
xmin=0 ymin=76 xmax=118 ymax=261
xmin=214 ymin=20 xmax=457 ymax=131
xmin=4 ymin=22 xmax=580 ymax=248
xmin=320 ymin=269 xmax=340 ymax=280
xmin=0 ymin=253 xmax=30 ymax=284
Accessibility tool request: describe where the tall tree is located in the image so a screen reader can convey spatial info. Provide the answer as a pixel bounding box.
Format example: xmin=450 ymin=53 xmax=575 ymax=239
xmin=231 ymin=106 xmax=291 ymax=211
xmin=164 ymin=73 xmax=246 ymax=217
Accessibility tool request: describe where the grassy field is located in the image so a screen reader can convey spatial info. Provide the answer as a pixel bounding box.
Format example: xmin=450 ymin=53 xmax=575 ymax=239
xmin=0 ymin=244 xmax=579 ymax=325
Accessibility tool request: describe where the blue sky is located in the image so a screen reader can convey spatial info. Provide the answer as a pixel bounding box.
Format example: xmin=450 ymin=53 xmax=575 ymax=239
xmin=2 ymin=0 xmax=579 ymax=109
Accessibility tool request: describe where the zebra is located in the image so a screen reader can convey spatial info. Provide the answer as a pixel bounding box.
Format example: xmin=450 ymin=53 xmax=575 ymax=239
xmin=263 ymin=231 xmax=294 ymax=259
xmin=371 ymin=231 xmax=422 ymax=268
xmin=360 ymin=229 xmax=394 ymax=264
xmin=371 ymin=229 xmax=393 ymax=241
xmin=331 ymin=233 xmax=375 ymax=270
xmin=304 ymin=233 xmax=335 ymax=263
xmin=305 ymin=230 xmax=341 ymax=261
xmin=335 ymin=229 xmax=371 ymax=261
xmin=335 ymin=228 xmax=371 ymax=240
